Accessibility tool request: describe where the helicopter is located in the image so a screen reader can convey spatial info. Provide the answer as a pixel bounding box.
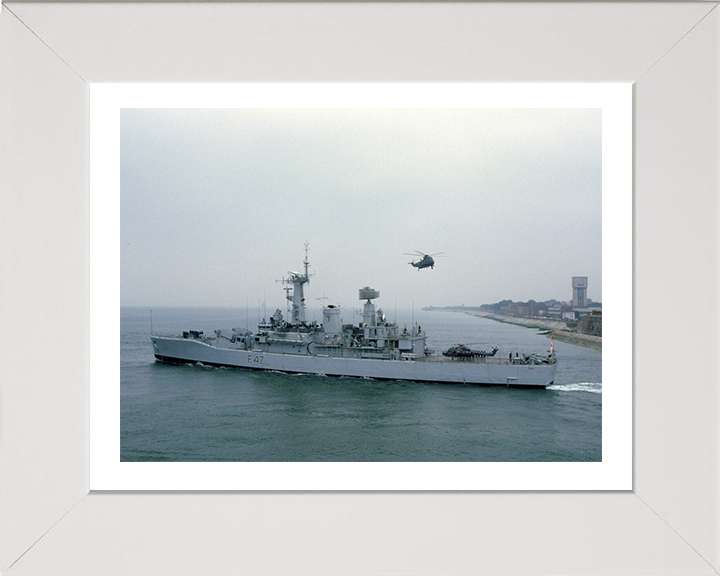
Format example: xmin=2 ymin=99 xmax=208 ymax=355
xmin=405 ymin=251 xmax=444 ymax=270
xmin=442 ymin=345 xmax=499 ymax=358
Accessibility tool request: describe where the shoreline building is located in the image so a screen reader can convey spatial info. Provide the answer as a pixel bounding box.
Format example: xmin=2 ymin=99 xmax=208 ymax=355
xmin=572 ymin=277 xmax=588 ymax=308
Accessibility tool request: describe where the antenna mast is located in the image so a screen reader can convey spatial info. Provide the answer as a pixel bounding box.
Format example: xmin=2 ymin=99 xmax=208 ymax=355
xmin=280 ymin=243 xmax=313 ymax=324
xmin=304 ymin=241 xmax=310 ymax=279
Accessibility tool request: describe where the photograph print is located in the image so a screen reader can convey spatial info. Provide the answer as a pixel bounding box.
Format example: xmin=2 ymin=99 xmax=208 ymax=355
xmin=120 ymin=104 xmax=602 ymax=464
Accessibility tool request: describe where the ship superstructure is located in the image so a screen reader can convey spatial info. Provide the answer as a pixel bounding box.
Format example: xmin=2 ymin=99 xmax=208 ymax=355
xmin=151 ymin=249 xmax=557 ymax=387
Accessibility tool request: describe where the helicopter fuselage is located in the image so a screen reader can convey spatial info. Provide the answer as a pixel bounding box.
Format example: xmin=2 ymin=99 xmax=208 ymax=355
xmin=411 ymin=256 xmax=434 ymax=269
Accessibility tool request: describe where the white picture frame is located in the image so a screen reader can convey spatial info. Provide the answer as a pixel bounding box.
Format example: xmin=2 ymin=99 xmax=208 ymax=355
xmin=1 ymin=2 xmax=718 ymax=574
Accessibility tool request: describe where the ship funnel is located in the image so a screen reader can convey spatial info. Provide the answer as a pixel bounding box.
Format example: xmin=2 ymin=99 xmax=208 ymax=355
xmin=322 ymin=304 xmax=342 ymax=335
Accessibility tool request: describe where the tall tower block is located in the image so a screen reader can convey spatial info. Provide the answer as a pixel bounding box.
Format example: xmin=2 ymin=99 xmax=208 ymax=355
xmin=572 ymin=277 xmax=588 ymax=308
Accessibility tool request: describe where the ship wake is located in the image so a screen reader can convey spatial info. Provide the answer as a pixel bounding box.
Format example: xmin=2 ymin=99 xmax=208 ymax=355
xmin=547 ymin=382 xmax=602 ymax=394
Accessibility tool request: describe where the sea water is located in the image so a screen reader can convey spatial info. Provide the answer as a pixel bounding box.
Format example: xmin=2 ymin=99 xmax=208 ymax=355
xmin=121 ymin=307 xmax=601 ymax=462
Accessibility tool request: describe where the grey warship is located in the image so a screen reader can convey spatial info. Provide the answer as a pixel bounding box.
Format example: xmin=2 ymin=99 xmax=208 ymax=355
xmin=151 ymin=248 xmax=557 ymax=387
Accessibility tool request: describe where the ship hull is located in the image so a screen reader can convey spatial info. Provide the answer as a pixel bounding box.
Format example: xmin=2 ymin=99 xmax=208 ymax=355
xmin=151 ymin=336 xmax=556 ymax=388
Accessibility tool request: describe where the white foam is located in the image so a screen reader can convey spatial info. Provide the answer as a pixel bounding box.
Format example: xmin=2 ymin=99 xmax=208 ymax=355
xmin=548 ymin=382 xmax=602 ymax=394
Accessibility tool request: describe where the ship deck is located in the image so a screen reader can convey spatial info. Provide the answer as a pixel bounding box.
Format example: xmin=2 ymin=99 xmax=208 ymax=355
xmin=414 ymin=353 xmax=551 ymax=367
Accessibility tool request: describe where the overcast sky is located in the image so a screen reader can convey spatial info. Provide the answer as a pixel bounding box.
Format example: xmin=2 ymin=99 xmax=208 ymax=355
xmin=121 ymin=107 xmax=601 ymax=310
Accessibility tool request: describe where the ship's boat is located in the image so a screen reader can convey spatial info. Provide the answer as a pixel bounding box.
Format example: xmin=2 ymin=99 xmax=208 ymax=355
xmin=151 ymin=249 xmax=557 ymax=387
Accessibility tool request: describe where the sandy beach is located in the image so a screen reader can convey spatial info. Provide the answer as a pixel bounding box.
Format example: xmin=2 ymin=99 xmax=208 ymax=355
xmin=456 ymin=309 xmax=602 ymax=352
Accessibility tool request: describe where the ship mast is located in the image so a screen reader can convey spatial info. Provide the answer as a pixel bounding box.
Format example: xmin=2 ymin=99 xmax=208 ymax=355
xmin=284 ymin=243 xmax=311 ymax=324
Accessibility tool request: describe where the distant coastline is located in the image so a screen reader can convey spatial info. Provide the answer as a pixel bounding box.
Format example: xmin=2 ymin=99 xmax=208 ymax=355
xmin=424 ymin=306 xmax=602 ymax=352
